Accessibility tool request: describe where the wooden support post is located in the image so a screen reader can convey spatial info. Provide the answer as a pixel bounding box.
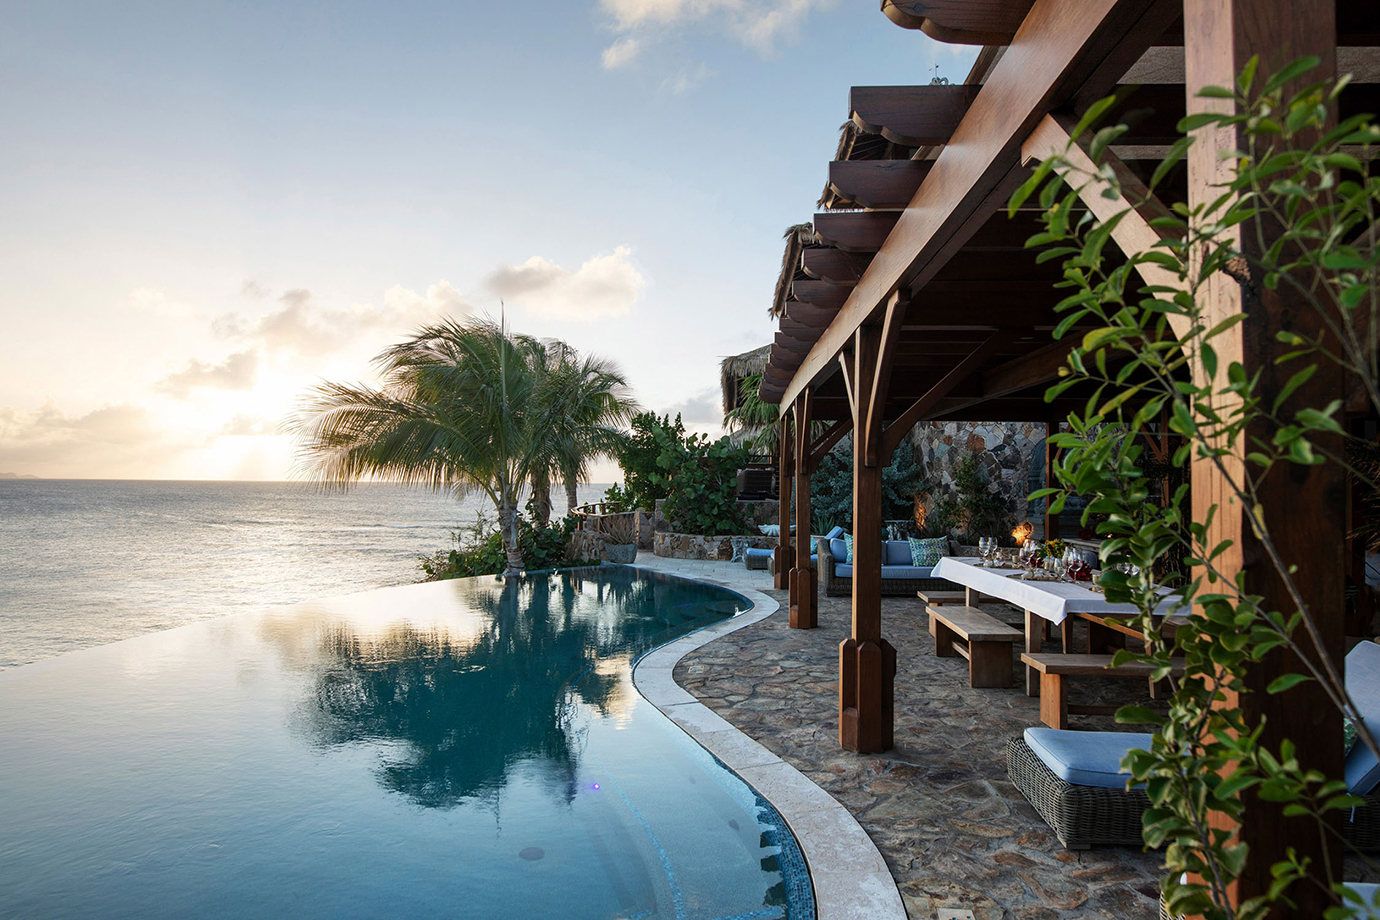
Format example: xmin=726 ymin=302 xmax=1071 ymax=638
xmin=775 ymin=415 xmax=793 ymax=589
xmin=839 ymin=320 xmax=896 ymax=753
xmin=1043 ymin=422 xmax=1059 ymax=541
xmin=1185 ymin=2 xmax=1343 ymax=913
xmin=791 ymin=388 xmax=817 ymax=629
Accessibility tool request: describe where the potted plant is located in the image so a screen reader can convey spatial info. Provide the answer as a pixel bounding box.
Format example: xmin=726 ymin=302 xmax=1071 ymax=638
xmin=601 ymin=515 xmax=638 ymax=565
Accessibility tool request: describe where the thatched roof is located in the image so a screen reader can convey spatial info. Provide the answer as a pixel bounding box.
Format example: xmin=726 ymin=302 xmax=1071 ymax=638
xmin=721 ymin=344 xmax=771 ymax=415
xmin=772 ymin=223 xmax=818 ymax=319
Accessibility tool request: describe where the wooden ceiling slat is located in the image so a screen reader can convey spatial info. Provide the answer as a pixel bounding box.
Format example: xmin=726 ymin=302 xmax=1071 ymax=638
xmin=813 ymin=211 xmax=900 ymax=253
xmin=779 ymin=316 xmax=820 ymax=340
xmin=850 ymin=85 xmax=982 ymax=147
xmin=827 ymin=160 xmax=933 ymax=210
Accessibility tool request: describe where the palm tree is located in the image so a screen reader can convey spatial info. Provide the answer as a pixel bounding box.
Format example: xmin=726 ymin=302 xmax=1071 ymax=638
xmin=291 ymin=317 xmax=632 ymax=574
xmin=540 ymin=346 xmax=638 ymax=517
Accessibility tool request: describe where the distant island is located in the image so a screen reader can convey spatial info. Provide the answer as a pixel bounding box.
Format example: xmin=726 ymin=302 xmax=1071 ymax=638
xmin=0 ymin=473 xmax=41 ymax=479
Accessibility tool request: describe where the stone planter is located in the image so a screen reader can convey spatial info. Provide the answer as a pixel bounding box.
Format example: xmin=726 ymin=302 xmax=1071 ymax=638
xmin=604 ymin=543 xmax=637 ymax=564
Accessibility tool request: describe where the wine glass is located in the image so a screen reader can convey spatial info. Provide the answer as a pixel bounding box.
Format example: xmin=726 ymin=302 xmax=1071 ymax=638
xmin=978 ymin=537 xmax=994 ymax=565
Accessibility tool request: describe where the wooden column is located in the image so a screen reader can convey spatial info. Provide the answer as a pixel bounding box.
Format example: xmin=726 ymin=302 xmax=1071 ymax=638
xmin=839 ymin=320 xmax=896 ymax=753
xmin=774 ymin=415 xmax=793 ymax=589
xmin=1184 ymin=2 xmax=1343 ymax=914
xmin=1043 ymin=422 xmax=1059 ymax=542
xmin=790 ymin=388 xmax=817 ymax=629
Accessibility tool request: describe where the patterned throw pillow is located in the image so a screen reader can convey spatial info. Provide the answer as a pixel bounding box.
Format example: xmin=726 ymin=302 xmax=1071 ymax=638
xmin=1346 ymin=715 xmax=1360 ymax=756
xmin=908 ymin=536 xmax=949 ymax=567
xmin=844 ymin=533 xmax=854 ymax=564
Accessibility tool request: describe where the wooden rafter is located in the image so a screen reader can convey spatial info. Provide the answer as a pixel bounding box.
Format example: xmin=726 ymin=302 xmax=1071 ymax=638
xmin=801 ymin=248 xmax=873 ymax=285
xmin=813 ymin=211 xmax=901 ymax=253
xmin=791 ymin=280 xmax=852 ymax=309
xmin=808 ymin=418 xmax=853 ymax=471
xmin=878 ymin=328 xmax=1023 ymax=462
xmin=827 ymin=159 xmax=934 ymax=210
xmin=865 ymin=293 xmax=907 ymax=467
xmin=851 ymin=84 xmax=983 ymax=146
xmin=780 ymin=0 xmax=1182 ymax=412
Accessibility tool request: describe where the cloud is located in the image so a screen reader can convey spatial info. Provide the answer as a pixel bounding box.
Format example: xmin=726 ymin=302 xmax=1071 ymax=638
xmin=483 ymin=247 xmax=645 ymax=321
xmin=123 ymin=287 xmax=192 ymax=318
xmin=660 ymin=387 xmax=722 ymax=424
xmin=156 ymin=349 xmax=259 ymax=398
xmin=602 ymin=36 xmax=641 ymax=68
xmin=598 ymin=0 xmax=833 ymax=66
xmin=221 ymin=414 xmax=275 ymax=436
xmin=240 ymin=281 xmax=267 ymax=299
xmin=219 ymin=281 xmax=472 ymax=356
xmin=0 ymin=403 xmax=168 ymax=467
xmin=661 ymin=62 xmax=713 ymax=93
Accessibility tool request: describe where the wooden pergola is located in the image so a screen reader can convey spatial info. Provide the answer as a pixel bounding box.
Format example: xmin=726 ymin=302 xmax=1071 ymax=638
xmin=760 ymin=1 xmax=1378 ymax=912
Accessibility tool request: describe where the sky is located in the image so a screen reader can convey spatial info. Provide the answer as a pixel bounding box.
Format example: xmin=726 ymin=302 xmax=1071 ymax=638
xmin=0 ymin=0 xmax=975 ymax=481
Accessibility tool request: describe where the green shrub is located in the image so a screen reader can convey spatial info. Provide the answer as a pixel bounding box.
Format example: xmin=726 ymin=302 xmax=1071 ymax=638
xmin=613 ymin=412 xmax=685 ymax=511
xmin=418 ymin=512 xmax=588 ymax=579
xmin=653 ymin=428 xmax=751 ymax=536
xmin=809 ymin=437 xmax=925 ymax=534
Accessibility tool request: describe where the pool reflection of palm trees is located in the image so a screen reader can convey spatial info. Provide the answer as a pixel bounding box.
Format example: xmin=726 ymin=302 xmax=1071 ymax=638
xmin=297 ymin=570 xmax=741 ymax=808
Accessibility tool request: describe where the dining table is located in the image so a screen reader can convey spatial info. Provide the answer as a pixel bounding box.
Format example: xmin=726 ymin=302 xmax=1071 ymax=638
xmin=931 ymin=555 xmax=1184 ymax=695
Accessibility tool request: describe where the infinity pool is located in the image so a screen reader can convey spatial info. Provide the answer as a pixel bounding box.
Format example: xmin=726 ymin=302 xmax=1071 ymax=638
xmin=0 ymin=568 xmax=813 ymax=920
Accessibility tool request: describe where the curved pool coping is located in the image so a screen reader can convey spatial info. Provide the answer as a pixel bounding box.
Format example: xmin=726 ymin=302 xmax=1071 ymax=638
xmin=629 ymin=567 xmax=906 ymax=920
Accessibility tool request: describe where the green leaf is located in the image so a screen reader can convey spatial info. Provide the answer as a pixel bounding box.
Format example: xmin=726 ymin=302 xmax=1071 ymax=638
xmin=1272 ymin=364 xmax=1318 ymax=413
xmin=1267 ymin=673 xmax=1312 ymax=694
xmin=1196 ymin=85 xmax=1237 ymax=99
xmin=1262 ymin=56 xmax=1321 ymax=96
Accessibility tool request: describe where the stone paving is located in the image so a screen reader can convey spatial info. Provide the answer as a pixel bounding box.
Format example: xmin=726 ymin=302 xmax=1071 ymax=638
xmin=672 ymin=582 xmax=1166 ymax=920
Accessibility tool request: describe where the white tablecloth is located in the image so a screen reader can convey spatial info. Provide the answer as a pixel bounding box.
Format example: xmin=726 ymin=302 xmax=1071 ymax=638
xmin=932 ymin=556 xmax=1179 ymax=624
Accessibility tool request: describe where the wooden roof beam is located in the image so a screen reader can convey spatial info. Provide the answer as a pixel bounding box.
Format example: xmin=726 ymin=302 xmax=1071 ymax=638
xmin=780 ymin=0 xmax=1181 ymax=412
xmin=850 ymin=85 xmax=982 ymax=147
xmin=1022 ymin=110 xmax=1188 ymax=338
xmin=827 ymin=160 xmax=933 ymax=210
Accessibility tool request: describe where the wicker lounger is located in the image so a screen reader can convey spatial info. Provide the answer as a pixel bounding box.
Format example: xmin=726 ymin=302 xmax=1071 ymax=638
xmin=817 ymin=543 xmax=959 ymax=597
xmin=1008 ymin=735 xmax=1380 ymax=851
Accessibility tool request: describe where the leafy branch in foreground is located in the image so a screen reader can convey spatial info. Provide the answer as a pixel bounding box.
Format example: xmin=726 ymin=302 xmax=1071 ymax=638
xmin=1012 ymin=57 xmax=1380 ymax=920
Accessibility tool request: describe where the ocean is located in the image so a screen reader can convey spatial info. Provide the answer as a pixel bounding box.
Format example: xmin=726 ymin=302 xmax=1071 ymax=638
xmin=0 ymin=479 xmax=612 ymax=670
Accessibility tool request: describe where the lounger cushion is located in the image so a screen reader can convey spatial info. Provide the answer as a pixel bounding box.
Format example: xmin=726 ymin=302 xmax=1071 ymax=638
xmin=832 ymin=564 xmax=936 ymax=579
xmin=884 ymin=541 xmax=913 ymax=566
xmin=1345 ymin=642 xmax=1380 ymax=795
xmin=1024 ymin=727 xmax=1152 ymax=789
xmin=744 ymin=547 xmax=773 ymax=558
xmin=1343 ymin=883 xmax=1380 ymax=919
xmin=823 ymin=525 xmax=845 ymax=541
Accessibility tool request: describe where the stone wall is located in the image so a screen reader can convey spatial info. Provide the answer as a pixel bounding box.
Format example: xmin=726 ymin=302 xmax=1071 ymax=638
xmin=653 ymin=532 xmax=777 ymax=561
xmin=910 ymin=421 xmax=1047 ymax=530
xmin=652 ymin=499 xmax=780 ymax=535
xmin=566 ymin=529 xmax=609 ymax=563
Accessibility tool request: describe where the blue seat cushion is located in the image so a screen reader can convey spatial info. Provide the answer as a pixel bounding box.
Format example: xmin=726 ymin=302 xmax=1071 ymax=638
xmin=884 ymin=541 xmax=912 ymax=566
xmin=831 ymin=564 xmax=935 ymax=579
xmin=1345 ymin=641 xmax=1380 ymax=794
xmin=1024 ymin=727 xmax=1151 ymax=789
xmin=744 ymin=547 xmax=773 ymax=558
xmin=1343 ymin=883 xmax=1380 ymax=919
xmin=823 ymin=525 xmax=845 ymax=541
xmin=830 ymin=538 xmax=848 ymax=561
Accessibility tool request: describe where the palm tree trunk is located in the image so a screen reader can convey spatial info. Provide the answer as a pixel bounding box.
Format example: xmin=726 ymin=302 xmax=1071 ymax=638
xmin=497 ymin=485 xmax=523 ymax=576
xmin=565 ymin=477 xmax=579 ymax=514
xmin=530 ymin=468 xmax=552 ymax=527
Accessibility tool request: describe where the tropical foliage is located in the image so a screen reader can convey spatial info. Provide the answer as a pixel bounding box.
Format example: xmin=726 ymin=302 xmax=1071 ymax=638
xmin=810 ymin=437 xmax=925 ymax=534
xmin=292 ymin=317 xmax=636 ymax=574
xmin=653 ymin=428 xmax=752 ymax=536
xmin=610 ymin=412 xmax=685 ymax=512
xmin=1012 ymin=58 xmax=1380 ymax=919
xmin=723 ymin=373 xmax=781 ymax=454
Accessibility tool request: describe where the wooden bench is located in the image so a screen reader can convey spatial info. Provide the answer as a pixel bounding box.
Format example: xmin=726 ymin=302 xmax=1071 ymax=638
xmin=1021 ymin=653 xmax=1186 ymax=729
xmin=917 ymin=589 xmax=966 ymax=607
xmin=928 ymin=605 xmax=1024 ymax=688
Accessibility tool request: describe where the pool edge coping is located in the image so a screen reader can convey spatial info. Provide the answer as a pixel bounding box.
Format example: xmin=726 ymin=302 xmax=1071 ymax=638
xmin=628 ymin=567 xmax=907 ymax=920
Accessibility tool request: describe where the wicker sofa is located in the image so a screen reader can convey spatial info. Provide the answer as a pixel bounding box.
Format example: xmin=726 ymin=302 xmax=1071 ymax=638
xmin=816 ymin=537 xmax=960 ymax=597
xmin=1009 ymin=640 xmax=1380 ymax=850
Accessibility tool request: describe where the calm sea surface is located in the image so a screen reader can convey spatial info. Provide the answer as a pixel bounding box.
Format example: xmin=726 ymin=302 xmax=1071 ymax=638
xmin=0 ymin=479 xmax=610 ymax=670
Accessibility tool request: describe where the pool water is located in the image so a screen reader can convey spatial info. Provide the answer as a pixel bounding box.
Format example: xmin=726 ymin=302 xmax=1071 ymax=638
xmin=0 ymin=568 xmax=814 ymax=920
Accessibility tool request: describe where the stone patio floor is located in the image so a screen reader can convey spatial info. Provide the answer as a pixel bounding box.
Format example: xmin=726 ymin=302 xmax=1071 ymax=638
xmin=661 ymin=566 xmax=1164 ymax=918
xmin=631 ymin=554 xmax=1379 ymax=919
